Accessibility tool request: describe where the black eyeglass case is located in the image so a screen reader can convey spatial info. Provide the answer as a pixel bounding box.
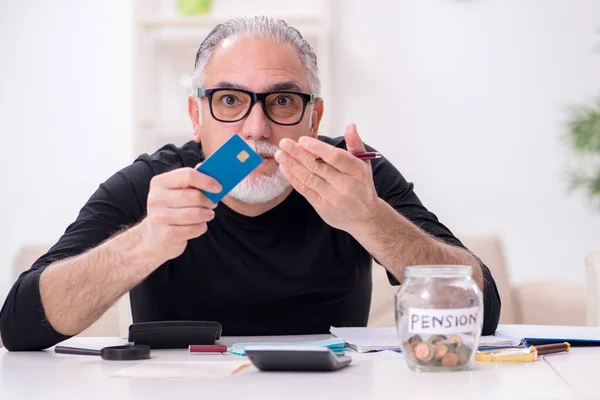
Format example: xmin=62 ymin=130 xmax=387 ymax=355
xmin=128 ymin=321 xmax=222 ymax=349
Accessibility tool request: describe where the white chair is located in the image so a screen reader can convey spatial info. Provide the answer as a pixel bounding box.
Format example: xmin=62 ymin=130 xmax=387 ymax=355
xmin=458 ymin=234 xmax=518 ymax=324
xmin=457 ymin=234 xmax=585 ymax=326
xmin=367 ymin=234 xmax=587 ymax=327
xmin=367 ymin=262 xmax=399 ymax=327
xmin=6 ymin=237 xmax=589 ymax=342
xmin=586 ymin=250 xmax=600 ymax=326
xmin=368 ymin=234 xmax=519 ymax=327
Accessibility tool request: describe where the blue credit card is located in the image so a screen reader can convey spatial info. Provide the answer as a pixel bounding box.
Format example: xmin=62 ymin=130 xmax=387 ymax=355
xmin=196 ymin=134 xmax=263 ymax=203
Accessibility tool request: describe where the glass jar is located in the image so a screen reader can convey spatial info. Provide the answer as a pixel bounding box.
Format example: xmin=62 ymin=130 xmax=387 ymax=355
xmin=395 ymin=265 xmax=483 ymax=372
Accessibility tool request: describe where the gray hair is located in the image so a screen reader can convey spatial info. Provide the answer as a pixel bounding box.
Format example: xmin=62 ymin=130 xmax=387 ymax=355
xmin=190 ymin=16 xmax=321 ymax=95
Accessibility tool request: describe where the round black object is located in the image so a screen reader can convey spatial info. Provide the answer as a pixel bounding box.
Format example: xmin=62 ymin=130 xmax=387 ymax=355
xmin=100 ymin=345 xmax=151 ymax=360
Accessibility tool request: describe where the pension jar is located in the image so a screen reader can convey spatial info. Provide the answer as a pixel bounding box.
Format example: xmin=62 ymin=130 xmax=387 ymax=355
xmin=395 ymin=265 xmax=483 ymax=372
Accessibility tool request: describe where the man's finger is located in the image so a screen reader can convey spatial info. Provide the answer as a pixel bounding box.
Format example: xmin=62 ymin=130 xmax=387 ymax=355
xmin=148 ymin=188 xmax=217 ymax=209
xmin=168 ymin=188 xmax=217 ymax=209
xmin=275 ymin=148 xmax=336 ymax=200
xmin=277 ymin=138 xmax=365 ymax=194
xmin=344 ymin=123 xmax=367 ymax=155
xmin=154 ymin=167 xmax=222 ymax=193
xmin=278 ymin=164 xmax=323 ymax=206
xmin=172 ymin=223 xmax=209 ymax=241
xmin=154 ymin=207 xmax=215 ymax=226
xmin=296 ymin=136 xmax=363 ymax=177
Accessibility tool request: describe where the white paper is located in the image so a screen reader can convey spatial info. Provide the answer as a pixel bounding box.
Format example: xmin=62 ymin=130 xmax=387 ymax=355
xmin=110 ymin=360 xmax=251 ymax=379
xmin=331 ymin=327 xmax=523 ymax=352
xmin=330 ymin=327 xmax=402 ymax=352
xmin=478 ymin=334 xmax=522 ymax=347
xmin=495 ymin=324 xmax=600 ymax=343
xmin=351 ymin=350 xmax=404 ymax=361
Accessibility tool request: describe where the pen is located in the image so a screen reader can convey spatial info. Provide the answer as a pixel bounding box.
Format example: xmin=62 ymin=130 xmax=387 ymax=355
xmin=314 ymin=152 xmax=382 ymax=162
xmin=532 ymin=342 xmax=571 ymax=356
xmin=189 ymin=345 xmax=228 ymax=354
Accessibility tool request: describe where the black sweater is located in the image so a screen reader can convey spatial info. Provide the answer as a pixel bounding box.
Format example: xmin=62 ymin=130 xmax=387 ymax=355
xmin=0 ymin=137 xmax=501 ymax=350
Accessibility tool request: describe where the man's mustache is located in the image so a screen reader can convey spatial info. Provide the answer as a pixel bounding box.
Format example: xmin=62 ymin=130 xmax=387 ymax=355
xmin=245 ymin=139 xmax=280 ymax=156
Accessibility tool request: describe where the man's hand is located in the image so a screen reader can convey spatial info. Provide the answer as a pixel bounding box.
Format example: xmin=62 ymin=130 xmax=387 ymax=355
xmin=33 ymin=166 xmax=221 ymax=338
xmin=275 ymin=123 xmax=380 ymax=232
xmin=138 ymin=167 xmax=221 ymax=264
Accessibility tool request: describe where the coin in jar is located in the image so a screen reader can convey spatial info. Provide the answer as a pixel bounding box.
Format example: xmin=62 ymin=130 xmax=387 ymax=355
xmin=414 ymin=342 xmax=436 ymax=363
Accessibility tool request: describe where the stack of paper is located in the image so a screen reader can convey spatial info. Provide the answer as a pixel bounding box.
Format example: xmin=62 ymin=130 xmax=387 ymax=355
xmin=227 ymin=337 xmax=346 ymax=356
xmin=478 ymin=334 xmax=523 ymax=348
xmin=495 ymin=324 xmax=600 ymax=345
xmin=330 ymin=327 xmax=401 ymax=353
xmin=330 ymin=327 xmax=523 ymax=353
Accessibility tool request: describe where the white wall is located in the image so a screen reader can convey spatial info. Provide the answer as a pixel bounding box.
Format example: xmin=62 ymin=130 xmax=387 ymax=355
xmin=331 ymin=0 xmax=600 ymax=285
xmin=0 ymin=1 xmax=133 ymax=299
xmin=0 ymin=0 xmax=599 ymax=304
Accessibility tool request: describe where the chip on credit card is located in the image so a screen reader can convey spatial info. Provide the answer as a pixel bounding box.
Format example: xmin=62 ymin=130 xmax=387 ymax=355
xmin=196 ymin=133 xmax=263 ymax=203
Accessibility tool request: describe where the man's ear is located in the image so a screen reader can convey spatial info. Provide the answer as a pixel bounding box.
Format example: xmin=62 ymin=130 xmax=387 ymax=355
xmin=309 ymin=97 xmax=324 ymax=137
xmin=188 ymin=96 xmax=202 ymax=143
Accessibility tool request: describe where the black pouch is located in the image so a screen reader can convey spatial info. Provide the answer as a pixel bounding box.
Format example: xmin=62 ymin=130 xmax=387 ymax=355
xmin=128 ymin=321 xmax=222 ymax=349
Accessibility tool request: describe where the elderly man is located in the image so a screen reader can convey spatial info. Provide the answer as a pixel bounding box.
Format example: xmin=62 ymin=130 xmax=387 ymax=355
xmin=0 ymin=16 xmax=500 ymax=351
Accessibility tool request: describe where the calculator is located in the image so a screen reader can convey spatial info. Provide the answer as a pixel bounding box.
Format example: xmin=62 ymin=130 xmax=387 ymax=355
xmin=244 ymin=346 xmax=352 ymax=372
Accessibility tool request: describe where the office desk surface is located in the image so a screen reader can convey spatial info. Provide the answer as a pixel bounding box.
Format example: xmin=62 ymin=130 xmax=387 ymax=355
xmin=543 ymin=348 xmax=597 ymax=399
xmin=0 ymin=335 xmax=591 ymax=400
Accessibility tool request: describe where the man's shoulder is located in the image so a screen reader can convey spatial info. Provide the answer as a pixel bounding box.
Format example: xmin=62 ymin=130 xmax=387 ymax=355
xmin=133 ymin=140 xmax=204 ymax=176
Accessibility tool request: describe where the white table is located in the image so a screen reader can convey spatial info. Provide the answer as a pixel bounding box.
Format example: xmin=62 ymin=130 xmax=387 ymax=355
xmin=0 ymin=334 xmax=592 ymax=400
xmin=543 ymin=348 xmax=597 ymax=399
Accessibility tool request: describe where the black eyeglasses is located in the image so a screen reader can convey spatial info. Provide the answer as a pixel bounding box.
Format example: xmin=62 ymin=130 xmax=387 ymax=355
xmin=196 ymin=88 xmax=316 ymax=126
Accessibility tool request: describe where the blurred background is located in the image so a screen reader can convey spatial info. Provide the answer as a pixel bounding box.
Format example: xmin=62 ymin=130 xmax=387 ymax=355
xmin=0 ymin=0 xmax=599 ymax=327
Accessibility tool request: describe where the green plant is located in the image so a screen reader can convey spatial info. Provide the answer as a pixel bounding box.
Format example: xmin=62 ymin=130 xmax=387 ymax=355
xmin=564 ymin=97 xmax=600 ymax=208
xmin=176 ymin=0 xmax=212 ymax=15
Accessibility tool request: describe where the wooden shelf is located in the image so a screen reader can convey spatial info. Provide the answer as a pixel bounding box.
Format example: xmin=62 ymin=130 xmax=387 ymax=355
xmin=137 ymin=15 xmax=325 ymax=29
xmin=133 ymin=0 xmax=333 ymax=156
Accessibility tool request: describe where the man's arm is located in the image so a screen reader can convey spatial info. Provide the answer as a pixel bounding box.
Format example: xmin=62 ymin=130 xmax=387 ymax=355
xmin=0 ymin=165 xmax=149 ymax=350
xmin=347 ymin=198 xmax=484 ymax=290
xmin=0 ymin=165 xmax=220 ymax=350
xmin=37 ymin=223 xmax=158 ymax=336
xmin=275 ymin=124 xmax=501 ymax=335
xmin=346 ymin=191 xmax=500 ymax=336
xmin=39 ymin=167 xmax=219 ymax=337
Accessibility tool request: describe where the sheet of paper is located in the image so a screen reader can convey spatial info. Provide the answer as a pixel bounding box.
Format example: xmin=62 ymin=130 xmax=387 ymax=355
xmin=479 ymin=334 xmax=522 ymax=347
xmin=330 ymin=326 xmax=522 ymax=352
xmin=330 ymin=327 xmax=401 ymax=352
xmin=495 ymin=324 xmax=600 ymax=342
xmin=228 ymin=337 xmax=345 ymax=356
xmin=110 ymin=360 xmax=251 ymax=379
xmin=351 ymin=350 xmax=404 ymax=361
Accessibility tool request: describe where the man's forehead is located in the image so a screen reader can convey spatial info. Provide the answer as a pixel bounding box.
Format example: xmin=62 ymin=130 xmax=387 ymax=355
xmin=211 ymin=80 xmax=304 ymax=93
xmin=203 ymin=37 xmax=310 ymax=91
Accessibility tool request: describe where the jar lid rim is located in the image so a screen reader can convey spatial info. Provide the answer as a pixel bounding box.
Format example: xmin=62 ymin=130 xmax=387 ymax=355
xmin=404 ymin=265 xmax=473 ymax=278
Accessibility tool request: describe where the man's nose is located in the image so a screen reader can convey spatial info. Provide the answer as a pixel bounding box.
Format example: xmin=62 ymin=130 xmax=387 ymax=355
xmin=240 ymin=102 xmax=271 ymax=141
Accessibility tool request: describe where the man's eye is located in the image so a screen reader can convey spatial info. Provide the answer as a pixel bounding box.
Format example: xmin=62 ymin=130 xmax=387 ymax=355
xmin=223 ymin=95 xmax=238 ymax=106
xmin=274 ymin=96 xmax=291 ymax=106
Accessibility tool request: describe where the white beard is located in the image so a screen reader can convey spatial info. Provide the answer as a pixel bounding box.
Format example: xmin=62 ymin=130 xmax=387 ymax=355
xmin=228 ymin=169 xmax=290 ymax=204
xmin=226 ymin=139 xmax=290 ymax=204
